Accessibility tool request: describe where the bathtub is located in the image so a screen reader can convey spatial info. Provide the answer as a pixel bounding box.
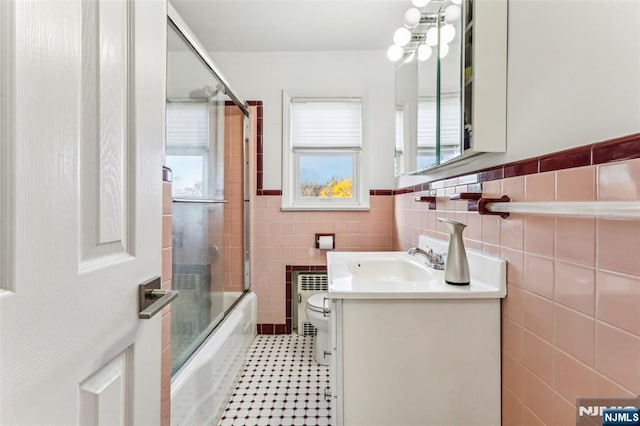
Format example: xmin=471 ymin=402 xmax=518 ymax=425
xmin=171 ymin=291 xmax=257 ymax=426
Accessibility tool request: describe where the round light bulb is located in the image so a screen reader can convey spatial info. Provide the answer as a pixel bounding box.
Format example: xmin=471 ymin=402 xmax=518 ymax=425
xmin=440 ymin=24 xmax=456 ymax=44
xmin=426 ymin=27 xmax=439 ymax=46
xmin=393 ymin=27 xmax=412 ymax=47
xmin=387 ymin=44 xmax=403 ymax=62
xmin=418 ymin=44 xmax=432 ymax=61
xmin=439 ymin=43 xmax=449 ymax=58
xmin=403 ymin=7 xmax=422 ymax=29
xmin=404 ymin=52 xmax=416 ymax=63
xmin=451 ymin=0 xmax=462 ymax=4
xmin=445 ymin=5 xmax=461 ymax=23
xmin=411 ymin=0 xmax=431 ymax=8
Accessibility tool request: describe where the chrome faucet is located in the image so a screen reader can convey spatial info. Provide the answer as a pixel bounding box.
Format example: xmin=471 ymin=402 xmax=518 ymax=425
xmin=408 ymin=247 xmax=445 ymax=270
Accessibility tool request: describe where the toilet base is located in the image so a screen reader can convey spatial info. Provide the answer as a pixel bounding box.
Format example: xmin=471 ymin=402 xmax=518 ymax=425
xmin=313 ymin=329 xmax=329 ymax=366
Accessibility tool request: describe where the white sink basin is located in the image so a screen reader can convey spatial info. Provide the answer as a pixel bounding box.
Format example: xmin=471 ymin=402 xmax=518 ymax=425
xmin=347 ymin=256 xmax=434 ymax=282
xmin=327 ymin=236 xmax=507 ymax=300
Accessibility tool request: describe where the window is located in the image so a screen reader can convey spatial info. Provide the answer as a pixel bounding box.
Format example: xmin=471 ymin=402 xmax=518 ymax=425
xmin=417 ymin=94 xmax=462 ymax=169
xmin=282 ymin=95 xmax=368 ymax=210
xmin=165 ymin=102 xmax=209 ymax=198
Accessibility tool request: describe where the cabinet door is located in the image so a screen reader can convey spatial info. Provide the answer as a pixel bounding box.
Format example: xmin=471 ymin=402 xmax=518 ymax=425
xmin=466 ymin=0 xmax=507 ymax=153
xmin=330 ymin=299 xmax=343 ymax=425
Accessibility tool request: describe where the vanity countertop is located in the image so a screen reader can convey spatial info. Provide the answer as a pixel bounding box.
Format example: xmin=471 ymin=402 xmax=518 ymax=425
xmin=327 ymin=236 xmax=507 ymax=300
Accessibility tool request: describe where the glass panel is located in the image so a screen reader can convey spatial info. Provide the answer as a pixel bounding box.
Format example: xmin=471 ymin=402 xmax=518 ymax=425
xmin=438 ymin=2 xmax=463 ymax=160
xmin=296 ymin=153 xmax=354 ymax=199
xmin=167 ymin=23 xmax=246 ymax=375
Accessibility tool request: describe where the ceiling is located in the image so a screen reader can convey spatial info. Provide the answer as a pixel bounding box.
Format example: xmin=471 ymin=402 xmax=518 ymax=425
xmin=169 ymin=0 xmax=409 ymax=52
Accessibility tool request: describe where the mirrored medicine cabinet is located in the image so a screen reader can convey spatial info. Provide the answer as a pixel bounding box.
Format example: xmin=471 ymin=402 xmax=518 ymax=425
xmin=394 ymin=0 xmax=508 ymax=176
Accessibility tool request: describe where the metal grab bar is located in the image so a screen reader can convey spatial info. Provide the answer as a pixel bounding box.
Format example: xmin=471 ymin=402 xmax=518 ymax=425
xmin=138 ymin=277 xmax=179 ymax=319
xmin=479 ymin=199 xmax=640 ymax=220
xmin=173 ymin=198 xmax=228 ymax=204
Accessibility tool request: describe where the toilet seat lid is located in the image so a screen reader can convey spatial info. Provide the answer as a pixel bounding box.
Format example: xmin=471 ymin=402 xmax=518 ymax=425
xmin=307 ymin=293 xmax=329 ymax=312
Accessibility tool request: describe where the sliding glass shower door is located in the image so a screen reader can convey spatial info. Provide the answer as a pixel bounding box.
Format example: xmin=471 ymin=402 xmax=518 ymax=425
xmin=166 ymin=23 xmax=248 ymax=375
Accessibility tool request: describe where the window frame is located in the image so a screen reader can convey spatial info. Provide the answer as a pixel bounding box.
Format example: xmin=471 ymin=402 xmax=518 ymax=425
xmin=281 ymin=91 xmax=369 ymax=211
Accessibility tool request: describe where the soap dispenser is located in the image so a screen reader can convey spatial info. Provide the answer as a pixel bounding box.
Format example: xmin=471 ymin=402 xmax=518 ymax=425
xmin=436 ymin=218 xmax=470 ymax=285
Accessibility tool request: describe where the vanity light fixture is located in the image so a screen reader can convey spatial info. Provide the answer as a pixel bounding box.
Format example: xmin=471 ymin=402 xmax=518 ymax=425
xmin=411 ymin=0 xmax=431 ymax=7
xmin=393 ymin=27 xmax=412 ymax=46
xmin=387 ymin=0 xmax=458 ymax=63
xmin=404 ymin=7 xmax=422 ymax=28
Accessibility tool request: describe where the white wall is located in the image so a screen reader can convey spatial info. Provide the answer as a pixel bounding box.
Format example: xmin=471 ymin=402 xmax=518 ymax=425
xmin=205 ymin=0 xmax=638 ymax=190
xmin=400 ymin=0 xmax=640 ymax=186
xmin=210 ymin=51 xmax=397 ymax=190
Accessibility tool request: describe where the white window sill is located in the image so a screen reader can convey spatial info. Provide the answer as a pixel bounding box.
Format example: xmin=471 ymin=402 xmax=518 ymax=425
xmin=280 ymin=204 xmax=370 ymax=212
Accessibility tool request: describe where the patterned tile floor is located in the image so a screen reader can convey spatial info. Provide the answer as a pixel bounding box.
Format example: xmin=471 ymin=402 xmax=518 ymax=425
xmin=218 ymin=334 xmax=332 ymax=426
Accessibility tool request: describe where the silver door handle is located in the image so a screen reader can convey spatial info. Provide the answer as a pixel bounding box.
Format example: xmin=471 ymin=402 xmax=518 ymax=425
xmin=172 ymin=198 xmax=228 ymax=204
xmin=138 ymin=277 xmax=179 ymax=319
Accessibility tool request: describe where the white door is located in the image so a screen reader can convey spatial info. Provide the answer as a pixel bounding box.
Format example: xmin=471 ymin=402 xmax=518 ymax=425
xmin=0 ymin=0 xmax=167 ymax=424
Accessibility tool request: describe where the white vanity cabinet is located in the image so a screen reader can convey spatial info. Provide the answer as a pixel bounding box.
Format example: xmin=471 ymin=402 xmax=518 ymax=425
xmin=329 ymin=298 xmax=501 ymax=426
xmin=326 ymin=237 xmax=506 ymax=425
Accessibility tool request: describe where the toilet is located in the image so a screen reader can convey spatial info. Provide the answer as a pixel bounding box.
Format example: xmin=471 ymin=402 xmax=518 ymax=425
xmin=305 ymin=292 xmax=330 ymax=366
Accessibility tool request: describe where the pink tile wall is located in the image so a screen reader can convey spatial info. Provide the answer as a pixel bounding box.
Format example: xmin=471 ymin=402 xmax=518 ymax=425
xmin=247 ymin=104 xmax=394 ymax=323
xmin=394 ymin=158 xmax=640 ymax=425
xmin=161 ymin=179 xmax=172 ymax=426
xmin=223 ymin=106 xmax=245 ymax=292
xmin=251 ymin=195 xmax=394 ymax=324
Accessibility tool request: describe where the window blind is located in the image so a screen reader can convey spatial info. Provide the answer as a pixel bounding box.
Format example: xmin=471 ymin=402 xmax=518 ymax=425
xmin=166 ymin=102 xmax=209 ymax=149
xmin=291 ymin=99 xmax=362 ymax=148
xmin=417 ymin=95 xmax=461 ymax=148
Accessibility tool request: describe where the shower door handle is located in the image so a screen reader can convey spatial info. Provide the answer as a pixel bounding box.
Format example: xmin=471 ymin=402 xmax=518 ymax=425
xmin=173 ymin=198 xmax=228 ymax=204
xmin=138 ymin=277 xmax=179 ymax=319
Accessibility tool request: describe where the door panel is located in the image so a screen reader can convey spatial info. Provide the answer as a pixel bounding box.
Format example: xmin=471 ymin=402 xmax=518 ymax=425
xmin=0 ymin=1 xmax=166 ymax=424
xmin=0 ymin=0 xmax=15 ymax=293
xmin=79 ymin=349 xmax=131 ymax=426
xmin=80 ymin=0 xmax=133 ymax=263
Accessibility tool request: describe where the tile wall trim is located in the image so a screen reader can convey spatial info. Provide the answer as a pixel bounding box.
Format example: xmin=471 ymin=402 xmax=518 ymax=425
xmin=257 ymin=264 xmax=328 ymax=335
xmin=396 ymin=132 xmax=640 ymax=194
